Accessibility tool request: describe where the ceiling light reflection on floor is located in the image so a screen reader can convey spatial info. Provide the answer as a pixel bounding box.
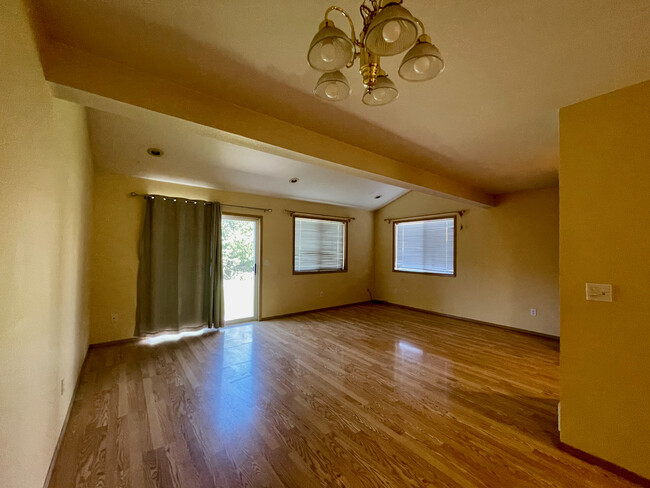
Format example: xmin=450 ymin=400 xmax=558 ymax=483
xmin=397 ymin=340 xmax=423 ymax=356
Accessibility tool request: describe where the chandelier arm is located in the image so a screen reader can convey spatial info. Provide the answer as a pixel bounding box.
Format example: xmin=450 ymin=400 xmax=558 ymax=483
xmin=414 ymin=18 xmax=426 ymax=36
xmin=324 ymin=6 xmax=357 ymax=45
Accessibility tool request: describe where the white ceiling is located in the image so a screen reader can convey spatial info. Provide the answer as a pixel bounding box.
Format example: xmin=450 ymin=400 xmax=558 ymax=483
xmin=37 ymin=0 xmax=650 ymax=193
xmin=87 ymin=109 xmax=408 ymax=210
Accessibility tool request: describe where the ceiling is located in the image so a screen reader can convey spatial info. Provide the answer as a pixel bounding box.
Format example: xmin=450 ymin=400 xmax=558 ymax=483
xmin=87 ymin=108 xmax=408 ymax=210
xmin=36 ymin=0 xmax=649 ymax=193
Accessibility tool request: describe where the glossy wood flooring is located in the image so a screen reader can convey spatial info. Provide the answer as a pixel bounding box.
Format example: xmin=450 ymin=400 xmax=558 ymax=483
xmin=49 ymin=303 xmax=641 ymax=487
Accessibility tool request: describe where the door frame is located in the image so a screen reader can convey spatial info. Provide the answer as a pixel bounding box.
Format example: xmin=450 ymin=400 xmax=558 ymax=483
xmin=222 ymin=213 xmax=262 ymax=325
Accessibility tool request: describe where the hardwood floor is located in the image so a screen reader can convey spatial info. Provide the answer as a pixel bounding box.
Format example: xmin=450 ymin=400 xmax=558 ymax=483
xmin=49 ymin=303 xmax=641 ymax=487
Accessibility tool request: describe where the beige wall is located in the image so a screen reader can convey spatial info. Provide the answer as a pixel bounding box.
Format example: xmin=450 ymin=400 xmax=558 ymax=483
xmin=559 ymin=81 xmax=650 ymax=477
xmin=89 ymin=172 xmax=374 ymax=344
xmin=374 ymin=188 xmax=559 ymax=336
xmin=0 ymin=1 xmax=94 ymax=487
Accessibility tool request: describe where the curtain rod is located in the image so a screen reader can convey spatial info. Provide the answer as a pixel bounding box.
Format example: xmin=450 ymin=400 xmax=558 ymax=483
xmin=384 ymin=209 xmax=466 ymax=223
xmin=130 ymin=192 xmax=272 ymax=213
xmin=284 ymin=209 xmax=355 ymax=221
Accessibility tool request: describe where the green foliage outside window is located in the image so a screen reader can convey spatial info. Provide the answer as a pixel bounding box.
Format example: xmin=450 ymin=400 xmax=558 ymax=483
xmin=221 ymin=219 xmax=255 ymax=280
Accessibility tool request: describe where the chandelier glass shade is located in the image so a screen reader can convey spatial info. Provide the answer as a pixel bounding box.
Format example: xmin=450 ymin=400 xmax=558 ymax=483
xmin=314 ymin=70 xmax=351 ymax=101
xmin=307 ymin=0 xmax=444 ymax=106
xmin=398 ymin=35 xmax=444 ymax=81
xmin=364 ymin=3 xmax=418 ymax=56
xmin=307 ymin=21 xmax=355 ymax=72
xmin=362 ymin=75 xmax=398 ymax=105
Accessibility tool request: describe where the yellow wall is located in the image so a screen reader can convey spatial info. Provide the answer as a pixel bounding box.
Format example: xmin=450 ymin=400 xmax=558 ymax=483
xmin=559 ymin=81 xmax=650 ymax=477
xmin=89 ymin=172 xmax=374 ymax=344
xmin=374 ymin=187 xmax=559 ymax=336
xmin=0 ymin=1 xmax=94 ymax=486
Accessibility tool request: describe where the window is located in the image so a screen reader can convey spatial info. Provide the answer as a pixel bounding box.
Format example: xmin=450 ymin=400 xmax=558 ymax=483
xmin=394 ymin=216 xmax=456 ymax=275
xmin=294 ymin=217 xmax=347 ymax=273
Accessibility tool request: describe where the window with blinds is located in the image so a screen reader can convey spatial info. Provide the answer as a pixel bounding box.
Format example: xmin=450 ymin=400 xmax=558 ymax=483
xmin=394 ymin=217 xmax=456 ymax=275
xmin=294 ymin=217 xmax=347 ymax=273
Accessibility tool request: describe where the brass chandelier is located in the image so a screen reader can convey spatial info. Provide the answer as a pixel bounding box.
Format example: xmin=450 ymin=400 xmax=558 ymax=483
xmin=307 ymin=0 xmax=444 ymax=106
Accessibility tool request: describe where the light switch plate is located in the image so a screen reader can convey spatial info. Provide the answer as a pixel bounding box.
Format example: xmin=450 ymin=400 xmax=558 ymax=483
xmin=586 ymin=283 xmax=613 ymax=302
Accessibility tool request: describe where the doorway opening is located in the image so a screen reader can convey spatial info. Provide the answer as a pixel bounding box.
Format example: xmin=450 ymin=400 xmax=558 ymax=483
xmin=221 ymin=214 xmax=260 ymax=324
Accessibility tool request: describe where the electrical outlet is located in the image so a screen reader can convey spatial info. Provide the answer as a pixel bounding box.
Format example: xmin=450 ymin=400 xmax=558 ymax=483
xmin=60 ymin=379 xmax=65 ymax=396
xmin=111 ymin=313 xmax=119 ymax=324
xmin=530 ymin=308 xmax=537 ymax=317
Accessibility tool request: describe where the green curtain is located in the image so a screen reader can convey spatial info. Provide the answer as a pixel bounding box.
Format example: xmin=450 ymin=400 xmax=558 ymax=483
xmin=135 ymin=196 xmax=223 ymax=337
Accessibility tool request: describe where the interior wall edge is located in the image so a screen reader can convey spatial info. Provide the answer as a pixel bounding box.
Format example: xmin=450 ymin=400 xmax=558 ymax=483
xmin=558 ymin=442 xmax=650 ymax=488
xmin=0 ymin=2 xmax=94 ymax=485
xmin=260 ymin=300 xmax=372 ymax=322
xmin=559 ymin=79 xmax=650 ymax=479
xmin=377 ymin=301 xmax=560 ymax=340
xmin=41 ymin=347 xmax=91 ymax=488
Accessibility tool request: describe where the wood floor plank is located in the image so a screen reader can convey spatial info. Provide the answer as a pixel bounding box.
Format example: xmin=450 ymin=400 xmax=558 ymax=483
xmin=48 ymin=303 xmax=643 ymax=487
xmin=142 ymin=377 xmax=165 ymax=450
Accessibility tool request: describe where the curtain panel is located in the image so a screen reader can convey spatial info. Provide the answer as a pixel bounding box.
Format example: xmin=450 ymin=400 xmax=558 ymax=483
xmin=135 ymin=196 xmax=223 ymax=337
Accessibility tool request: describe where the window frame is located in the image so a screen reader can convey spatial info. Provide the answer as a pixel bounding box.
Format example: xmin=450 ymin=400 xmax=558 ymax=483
xmin=392 ymin=215 xmax=457 ymax=277
xmin=293 ymin=215 xmax=349 ymax=275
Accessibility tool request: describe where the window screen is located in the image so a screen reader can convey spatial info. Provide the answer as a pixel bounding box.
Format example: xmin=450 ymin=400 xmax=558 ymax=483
xmin=294 ymin=217 xmax=347 ymax=273
xmin=394 ymin=217 xmax=455 ymax=275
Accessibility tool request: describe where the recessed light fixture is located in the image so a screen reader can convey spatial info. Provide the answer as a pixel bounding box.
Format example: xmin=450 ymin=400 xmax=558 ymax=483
xmin=374 ymin=194 xmax=382 ymax=199
xmin=147 ymin=147 xmax=164 ymax=157
xmin=289 ymin=177 xmax=300 ymax=183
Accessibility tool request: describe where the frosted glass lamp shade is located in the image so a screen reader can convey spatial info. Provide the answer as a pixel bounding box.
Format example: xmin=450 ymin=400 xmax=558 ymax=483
xmin=308 ymin=21 xmax=355 ymax=71
xmin=364 ymin=3 xmax=418 ymax=56
xmin=362 ymin=76 xmax=398 ymax=106
xmin=314 ymin=71 xmax=350 ymax=101
xmin=399 ymin=37 xmax=444 ymax=81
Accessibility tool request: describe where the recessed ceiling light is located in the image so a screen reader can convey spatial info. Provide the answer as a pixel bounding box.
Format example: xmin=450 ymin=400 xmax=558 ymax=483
xmin=289 ymin=177 xmax=299 ymax=183
xmin=374 ymin=195 xmax=382 ymax=199
xmin=147 ymin=147 xmax=164 ymax=157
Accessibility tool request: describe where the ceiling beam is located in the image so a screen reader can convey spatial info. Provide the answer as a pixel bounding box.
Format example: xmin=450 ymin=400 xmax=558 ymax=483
xmin=40 ymin=41 xmax=495 ymax=207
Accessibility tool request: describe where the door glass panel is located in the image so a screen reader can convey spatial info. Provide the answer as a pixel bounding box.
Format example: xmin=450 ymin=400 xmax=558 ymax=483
xmin=222 ymin=217 xmax=257 ymax=322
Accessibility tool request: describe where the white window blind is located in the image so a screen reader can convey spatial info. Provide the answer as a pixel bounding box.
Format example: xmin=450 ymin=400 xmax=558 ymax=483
xmin=394 ymin=217 xmax=455 ymax=275
xmin=294 ymin=217 xmax=346 ymax=273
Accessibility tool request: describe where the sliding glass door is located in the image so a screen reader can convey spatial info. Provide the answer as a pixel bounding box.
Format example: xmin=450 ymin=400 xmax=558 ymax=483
xmin=221 ymin=215 xmax=260 ymax=324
